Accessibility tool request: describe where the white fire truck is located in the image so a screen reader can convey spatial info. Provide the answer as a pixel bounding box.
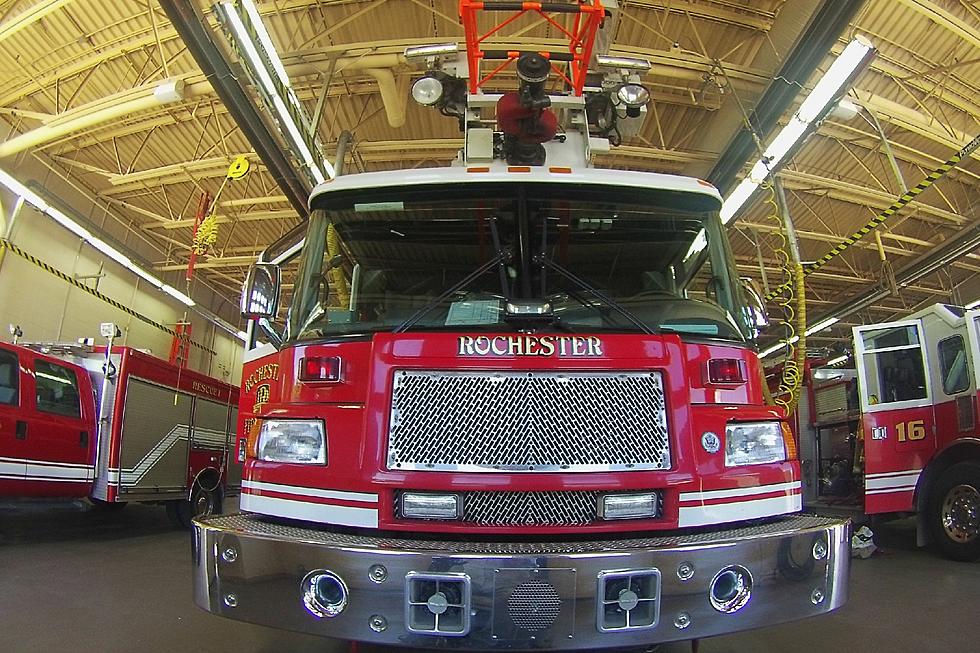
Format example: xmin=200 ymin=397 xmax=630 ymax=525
xmin=0 ymin=323 xmax=241 ymax=526
xmin=191 ymin=2 xmax=851 ymax=649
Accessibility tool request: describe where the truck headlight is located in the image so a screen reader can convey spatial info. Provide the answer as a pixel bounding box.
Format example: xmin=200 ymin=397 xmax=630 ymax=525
xmin=256 ymin=419 xmax=326 ymax=464
xmin=725 ymin=422 xmax=785 ymax=466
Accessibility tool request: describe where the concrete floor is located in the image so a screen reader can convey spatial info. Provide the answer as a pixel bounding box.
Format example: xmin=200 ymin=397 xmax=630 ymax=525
xmin=1 ymin=499 xmax=976 ymax=653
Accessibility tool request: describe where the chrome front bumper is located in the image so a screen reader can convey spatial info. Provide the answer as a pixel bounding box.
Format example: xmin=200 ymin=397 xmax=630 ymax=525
xmin=193 ymin=514 xmax=850 ymax=650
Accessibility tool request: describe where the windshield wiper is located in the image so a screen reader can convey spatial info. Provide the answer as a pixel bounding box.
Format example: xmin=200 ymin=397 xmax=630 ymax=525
xmin=534 ymin=254 xmax=656 ymax=335
xmin=394 ymin=216 xmax=512 ymax=333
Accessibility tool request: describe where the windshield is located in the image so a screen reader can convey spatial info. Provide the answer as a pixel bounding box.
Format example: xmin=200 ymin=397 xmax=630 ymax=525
xmin=287 ymin=182 xmax=752 ymax=343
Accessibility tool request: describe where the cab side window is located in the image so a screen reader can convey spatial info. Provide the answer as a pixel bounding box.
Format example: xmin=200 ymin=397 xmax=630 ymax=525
xmin=937 ymin=335 xmax=970 ymax=396
xmin=34 ymin=360 xmax=81 ymax=418
xmin=0 ymin=350 xmax=18 ymax=406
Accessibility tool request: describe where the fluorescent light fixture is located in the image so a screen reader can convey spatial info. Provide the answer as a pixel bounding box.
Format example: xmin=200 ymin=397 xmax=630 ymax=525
xmin=239 ymin=0 xmax=290 ymax=88
xmin=966 ymin=298 xmax=979 ymax=310
xmin=720 ymin=36 xmax=874 ymax=224
xmin=88 ymin=236 xmax=132 ymax=268
xmin=596 ymin=54 xmax=652 ymax=70
xmin=47 ymin=206 xmax=92 ymax=240
xmin=220 ymin=3 xmax=277 ymax=96
xmin=826 ymin=354 xmax=848 ymax=366
xmin=161 ymin=284 xmax=195 ymax=306
xmin=236 ymin=330 xmax=249 ymax=342
xmin=404 ymin=43 xmax=459 ymax=59
xmin=760 ymin=335 xmax=800 ymax=358
xmin=796 ymin=36 xmax=874 ymax=123
xmin=0 ymin=169 xmax=48 ymax=210
xmin=0 ymin=168 xmax=196 ymax=308
xmin=219 ymin=1 xmax=332 ymax=184
xmin=805 ymin=317 xmax=839 ymax=336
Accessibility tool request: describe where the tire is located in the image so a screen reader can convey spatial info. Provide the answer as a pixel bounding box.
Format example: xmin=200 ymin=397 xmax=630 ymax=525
xmin=928 ymin=461 xmax=980 ymax=562
xmin=167 ymin=484 xmax=221 ymax=530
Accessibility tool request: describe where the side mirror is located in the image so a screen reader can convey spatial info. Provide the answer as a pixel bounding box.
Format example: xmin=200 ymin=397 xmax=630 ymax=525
xmin=241 ymin=263 xmax=281 ymax=319
xmin=739 ymin=277 xmax=769 ymax=335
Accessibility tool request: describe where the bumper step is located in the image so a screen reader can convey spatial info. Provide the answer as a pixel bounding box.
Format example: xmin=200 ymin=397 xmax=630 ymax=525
xmin=193 ymin=513 xmax=850 ymax=650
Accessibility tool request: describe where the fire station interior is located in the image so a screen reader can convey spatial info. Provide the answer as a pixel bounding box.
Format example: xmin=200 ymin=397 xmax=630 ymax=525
xmin=0 ymin=1 xmax=979 ymax=652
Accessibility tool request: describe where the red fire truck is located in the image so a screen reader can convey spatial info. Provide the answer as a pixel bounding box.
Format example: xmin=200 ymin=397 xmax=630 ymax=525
xmin=853 ymin=303 xmax=980 ymax=560
xmin=192 ymin=3 xmax=850 ymax=648
xmin=0 ymin=323 xmax=241 ymax=526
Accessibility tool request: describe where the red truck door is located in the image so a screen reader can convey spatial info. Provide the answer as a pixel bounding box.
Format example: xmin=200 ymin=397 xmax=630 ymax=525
xmin=20 ymin=355 xmax=93 ymax=496
xmin=854 ymin=319 xmax=936 ymax=514
xmin=0 ymin=345 xmax=27 ymax=494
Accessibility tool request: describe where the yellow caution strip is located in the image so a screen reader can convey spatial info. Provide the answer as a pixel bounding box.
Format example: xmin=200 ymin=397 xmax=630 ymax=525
xmin=0 ymin=238 xmax=216 ymax=355
xmin=764 ymin=133 xmax=980 ymax=303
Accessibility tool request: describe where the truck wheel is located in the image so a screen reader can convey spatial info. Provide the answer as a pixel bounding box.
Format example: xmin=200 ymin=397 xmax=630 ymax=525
xmin=928 ymin=461 xmax=980 ymax=562
xmin=168 ymin=485 xmax=221 ymax=529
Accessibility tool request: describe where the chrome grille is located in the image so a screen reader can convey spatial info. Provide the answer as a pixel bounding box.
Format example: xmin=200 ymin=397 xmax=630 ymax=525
xmin=465 ymin=491 xmax=598 ymax=526
xmin=387 ymin=370 xmax=670 ymax=472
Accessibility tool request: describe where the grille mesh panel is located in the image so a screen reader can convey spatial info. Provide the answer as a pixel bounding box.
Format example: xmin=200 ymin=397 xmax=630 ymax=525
xmin=465 ymin=491 xmax=598 ymax=526
xmin=395 ymin=491 xmax=662 ymax=526
xmin=387 ymin=370 xmax=670 ymax=472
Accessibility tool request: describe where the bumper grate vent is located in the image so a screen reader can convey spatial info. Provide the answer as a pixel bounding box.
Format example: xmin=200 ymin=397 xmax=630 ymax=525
xmin=405 ymin=572 xmax=471 ymax=636
xmin=508 ymin=581 xmax=561 ymax=632
xmin=387 ymin=370 xmax=670 ymax=472
xmin=597 ymin=569 xmax=661 ymax=632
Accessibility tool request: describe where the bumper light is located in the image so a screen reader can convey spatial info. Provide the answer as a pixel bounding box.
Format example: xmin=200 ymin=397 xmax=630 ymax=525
xmin=725 ymin=422 xmax=786 ymax=466
xmin=256 ymin=419 xmax=326 ymax=464
xmin=401 ymin=493 xmax=461 ymax=520
xmin=600 ymin=493 xmax=659 ymax=520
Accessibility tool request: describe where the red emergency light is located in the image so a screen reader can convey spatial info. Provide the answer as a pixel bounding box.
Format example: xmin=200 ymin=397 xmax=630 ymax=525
xmin=299 ymin=356 xmax=343 ymax=383
xmin=707 ymin=358 xmax=745 ymax=384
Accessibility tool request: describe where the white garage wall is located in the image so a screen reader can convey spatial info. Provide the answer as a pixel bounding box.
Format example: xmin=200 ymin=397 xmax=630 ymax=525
xmin=0 ymin=200 xmax=245 ymax=386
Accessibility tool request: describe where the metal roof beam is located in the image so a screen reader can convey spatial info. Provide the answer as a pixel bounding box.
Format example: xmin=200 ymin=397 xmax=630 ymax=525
xmin=0 ymin=0 xmax=75 ymax=43
xmin=158 ymin=0 xmax=310 ymax=219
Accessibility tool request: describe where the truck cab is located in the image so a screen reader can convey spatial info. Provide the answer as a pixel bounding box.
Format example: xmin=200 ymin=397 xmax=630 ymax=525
xmin=0 ymin=342 xmax=96 ymax=497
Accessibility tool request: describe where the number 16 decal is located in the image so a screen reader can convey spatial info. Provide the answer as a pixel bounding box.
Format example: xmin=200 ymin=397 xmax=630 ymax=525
xmin=896 ymin=420 xmax=927 ymax=442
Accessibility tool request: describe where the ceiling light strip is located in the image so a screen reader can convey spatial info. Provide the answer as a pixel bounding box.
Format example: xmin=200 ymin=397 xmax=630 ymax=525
xmin=720 ymin=36 xmax=875 ymax=224
xmin=0 ymin=168 xmax=194 ymax=306
xmin=217 ymin=1 xmax=334 ymax=183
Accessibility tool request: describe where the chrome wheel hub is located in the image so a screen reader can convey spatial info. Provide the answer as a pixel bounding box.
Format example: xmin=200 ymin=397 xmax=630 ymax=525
xmin=195 ymin=492 xmax=214 ymax=517
xmin=942 ymin=484 xmax=980 ymax=543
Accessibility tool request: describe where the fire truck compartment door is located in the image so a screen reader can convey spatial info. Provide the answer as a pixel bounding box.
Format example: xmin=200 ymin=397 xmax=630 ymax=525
xmin=0 ymin=346 xmax=27 ymax=492
xmin=192 ymin=397 xmax=241 ymax=491
xmin=116 ymin=378 xmax=192 ymax=496
xmin=854 ymin=319 xmax=935 ymax=513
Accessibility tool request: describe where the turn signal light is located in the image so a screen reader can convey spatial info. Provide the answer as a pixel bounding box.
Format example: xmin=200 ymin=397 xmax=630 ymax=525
xmin=707 ymin=358 xmax=744 ymax=384
xmin=781 ymin=422 xmax=798 ymax=460
xmin=300 ymin=356 xmax=342 ymax=383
